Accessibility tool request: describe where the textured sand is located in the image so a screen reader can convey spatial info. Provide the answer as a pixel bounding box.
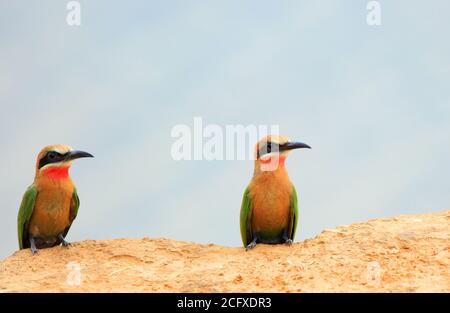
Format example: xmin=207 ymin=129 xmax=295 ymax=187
xmin=0 ymin=210 xmax=449 ymax=292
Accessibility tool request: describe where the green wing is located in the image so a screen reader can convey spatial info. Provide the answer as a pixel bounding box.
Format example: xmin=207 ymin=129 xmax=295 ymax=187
xmin=239 ymin=186 xmax=253 ymax=247
xmin=62 ymin=188 xmax=80 ymax=238
xmin=288 ymin=185 xmax=299 ymax=240
xmin=17 ymin=185 xmax=38 ymax=249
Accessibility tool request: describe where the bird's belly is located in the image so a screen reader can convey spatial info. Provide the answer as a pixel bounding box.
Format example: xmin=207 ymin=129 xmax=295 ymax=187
xmin=251 ymin=190 xmax=291 ymax=241
xmin=29 ymin=189 xmax=72 ymax=239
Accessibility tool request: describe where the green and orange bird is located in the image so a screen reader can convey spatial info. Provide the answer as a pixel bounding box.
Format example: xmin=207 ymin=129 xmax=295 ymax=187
xmin=17 ymin=144 xmax=93 ymax=253
xmin=240 ymin=135 xmax=311 ymax=250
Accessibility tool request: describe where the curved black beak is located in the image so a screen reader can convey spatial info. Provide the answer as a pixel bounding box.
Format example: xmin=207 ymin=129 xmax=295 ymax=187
xmin=65 ymin=150 xmax=94 ymax=161
xmin=279 ymin=142 xmax=311 ymax=151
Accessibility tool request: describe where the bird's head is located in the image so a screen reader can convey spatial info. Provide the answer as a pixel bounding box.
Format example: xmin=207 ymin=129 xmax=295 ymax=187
xmin=35 ymin=144 xmax=94 ymax=179
xmin=255 ymin=135 xmax=311 ymax=171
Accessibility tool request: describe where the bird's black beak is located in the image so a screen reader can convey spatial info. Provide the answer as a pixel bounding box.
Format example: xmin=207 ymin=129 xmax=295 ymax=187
xmin=65 ymin=150 xmax=94 ymax=161
xmin=279 ymin=142 xmax=311 ymax=151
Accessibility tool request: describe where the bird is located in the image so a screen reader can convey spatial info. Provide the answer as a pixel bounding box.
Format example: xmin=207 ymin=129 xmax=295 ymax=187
xmin=240 ymin=135 xmax=311 ymax=250
xmin=17 ymin=144 xmax=94 ymax=253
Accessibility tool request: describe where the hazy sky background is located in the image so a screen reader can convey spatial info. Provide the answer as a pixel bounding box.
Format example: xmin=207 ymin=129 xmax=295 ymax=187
xmin=1 ymin=1 xmax=449 ymax=259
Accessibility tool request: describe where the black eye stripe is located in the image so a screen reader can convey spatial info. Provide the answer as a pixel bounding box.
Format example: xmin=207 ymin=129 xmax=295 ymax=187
xmin=38 ymin=151 xmax=66 ymax=169
xmin=47 ymin=151 xmax=63 ymax=158
xmin=257 ymin=142 xmax=280 ymax=158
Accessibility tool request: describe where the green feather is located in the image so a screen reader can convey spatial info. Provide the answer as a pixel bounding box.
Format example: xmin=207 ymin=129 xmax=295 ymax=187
xmin=288 ymin=185 xmax=299 ymax=240
xmin=239 ymin=186 xmax=253 ymax=247
xmin=17 ymin=185 xmax=38 ymax=249
xmin=62 ymin=188 xmax=80 ymax=239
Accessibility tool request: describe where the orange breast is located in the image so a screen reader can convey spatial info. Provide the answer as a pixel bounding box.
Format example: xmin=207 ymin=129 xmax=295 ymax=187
xmin=29 ymin=177 xmax=74 ymax=239
xmin=250 ymin=169 xmax=292 ymax=233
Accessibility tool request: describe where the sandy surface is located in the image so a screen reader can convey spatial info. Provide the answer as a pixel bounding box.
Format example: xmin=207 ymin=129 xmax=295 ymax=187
xmin=0 ymin=210 xmax=449 ymax=292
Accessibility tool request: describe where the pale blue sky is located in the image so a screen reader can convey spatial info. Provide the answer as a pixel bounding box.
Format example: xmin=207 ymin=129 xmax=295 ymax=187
xmin=1 ymin=1 xmax=449 ymax=259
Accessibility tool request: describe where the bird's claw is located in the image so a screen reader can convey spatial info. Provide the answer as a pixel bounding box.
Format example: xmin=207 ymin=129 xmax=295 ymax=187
xmin=30 ymin=237 xmax=39 ymax=254
xmin=58 ymin=234 xmax=71 ymax=247
xmin=245 ymin=242 xmax=257 ymax=251
xmin=285 ymin=239 xmax=293 ymax=246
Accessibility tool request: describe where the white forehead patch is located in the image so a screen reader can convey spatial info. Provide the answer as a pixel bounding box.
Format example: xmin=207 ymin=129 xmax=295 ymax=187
xmin=52 ymin=146 xmax=73 ymax=154
xmin=265 ymin=137 xmax=290 ymax=145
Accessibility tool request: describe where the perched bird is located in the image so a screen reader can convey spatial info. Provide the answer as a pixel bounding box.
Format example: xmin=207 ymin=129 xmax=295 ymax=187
xmin=17 ymin=144 xmax=93 ymax=253
xmin=240 ymin=135 xmax=311 ymax=250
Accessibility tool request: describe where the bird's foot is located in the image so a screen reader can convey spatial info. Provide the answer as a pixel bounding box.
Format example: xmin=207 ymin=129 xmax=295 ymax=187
xmin=245 ymin=241 xmax=257 ymax=251
xmin=282 ymin=229 xmax=293 ymax=246
xmin=245 ymin=237 xmax=258 ymax=251
xmin=58 ymin=234 xmax=71 ymax=247
xmin=30 ymin=237 xmax=39 ymax=254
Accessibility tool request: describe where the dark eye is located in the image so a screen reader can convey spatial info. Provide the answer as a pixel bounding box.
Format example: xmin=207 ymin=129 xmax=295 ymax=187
xmin=48 ymin=152 xmax=57 ymax=159
xmin=266 ymin=142 xmax=272 ymax=153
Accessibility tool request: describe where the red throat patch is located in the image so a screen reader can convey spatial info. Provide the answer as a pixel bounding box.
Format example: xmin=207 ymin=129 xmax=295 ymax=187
xmin=42 ymin=166 xmax=70 ymax=179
